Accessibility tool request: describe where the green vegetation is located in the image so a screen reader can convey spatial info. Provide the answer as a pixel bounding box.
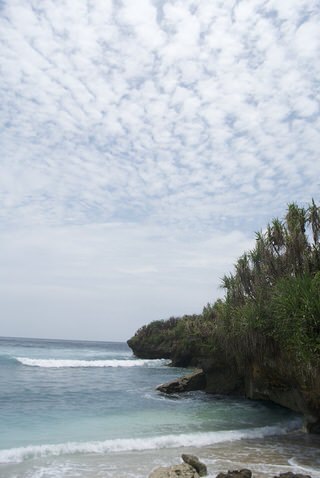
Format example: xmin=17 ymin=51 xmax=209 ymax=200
xmin=129 ymin=200 xmax=320 ymax=369
xmin=219 ymin=199 xmax=320 ymax=363
xmin=127 ymin=313 xmax=220 ymax=366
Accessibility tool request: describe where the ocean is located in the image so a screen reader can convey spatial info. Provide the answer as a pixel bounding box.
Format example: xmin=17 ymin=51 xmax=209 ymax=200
xmin=0 ymin=336 xmax=319 ymax=478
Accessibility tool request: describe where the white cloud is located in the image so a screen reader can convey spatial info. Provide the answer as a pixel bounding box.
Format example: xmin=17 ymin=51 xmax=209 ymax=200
xmin=119 ymin=0 xmax=165 ymax=50
xmin=0 ymin=0 xmax=319 ymax=338
xmin=295 ymin=18 xmax=320 ymax=58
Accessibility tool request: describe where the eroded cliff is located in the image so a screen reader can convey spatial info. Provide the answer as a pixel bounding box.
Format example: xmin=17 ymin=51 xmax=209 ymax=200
xmin=127 ymin=321 xmax=320 ymax=432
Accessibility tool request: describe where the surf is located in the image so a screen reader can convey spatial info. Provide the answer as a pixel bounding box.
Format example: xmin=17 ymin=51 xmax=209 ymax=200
xmin=15 ymin=357 xmax=171 ymax=368
xmin=0 ymin=421 xmax=301 ymax=464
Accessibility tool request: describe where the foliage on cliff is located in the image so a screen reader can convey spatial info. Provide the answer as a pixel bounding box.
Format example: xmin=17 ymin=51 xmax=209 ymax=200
xmin=128 ymin=200 xmax=320 ymax=368
xmin=127 ymin=310 xmax=220 ymax=366
xmin=220 ymin=199 xmax=320 ymax=363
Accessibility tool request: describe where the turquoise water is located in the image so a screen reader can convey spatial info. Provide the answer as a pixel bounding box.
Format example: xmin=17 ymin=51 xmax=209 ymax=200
xmin=0 ymin=336 xmax=316 ymax=478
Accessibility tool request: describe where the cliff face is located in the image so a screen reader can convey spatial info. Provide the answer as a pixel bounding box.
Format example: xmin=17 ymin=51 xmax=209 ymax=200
xmin=127 ymin=326 xmax=320 ymax=433
xmin=245 ymin=360 xmax=320 ymax=433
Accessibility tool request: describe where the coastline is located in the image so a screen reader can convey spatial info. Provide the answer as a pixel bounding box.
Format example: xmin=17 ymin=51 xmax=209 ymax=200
xmin=115 ymin=431 xmax=320 ymax=478
xmin=165 ymin=432 xmax=320 ymax=478
xmin=143 ymin=429 xmax=320 ymax=478
xmin=1 ymin=337 xmax=320 ymax=478
xmin=1 ymin=429 xmax=320 ymax=478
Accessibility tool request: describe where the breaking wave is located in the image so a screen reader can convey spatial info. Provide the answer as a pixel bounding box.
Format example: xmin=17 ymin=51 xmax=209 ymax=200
xmin=15 ymin=357 xmax=171 ymax=368
xmin=0 ymin=422 xmax=300 ymax=464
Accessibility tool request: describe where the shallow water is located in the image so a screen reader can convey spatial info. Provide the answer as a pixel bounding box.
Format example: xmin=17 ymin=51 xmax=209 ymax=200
xmin=0 ymin=337 xmax=319 ymax=478
xmin=2 ymin=434 xmax=320 ymax=478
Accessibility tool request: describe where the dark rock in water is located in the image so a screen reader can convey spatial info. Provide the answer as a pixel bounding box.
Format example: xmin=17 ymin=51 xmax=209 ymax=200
xmin=305 ymin=417 xmax=320 ymax=434
xmin=274 ymin=474 xmax=311 ymax=478
xmin=216 ymin=469 xmax=252 ymax=478
xmin=156 ymin=370 xmax=206 ymax=394
xmin=181 ymin=454 xmax=207 ymax=476
xmin=149 ymin=463 xmax=199 ymax=478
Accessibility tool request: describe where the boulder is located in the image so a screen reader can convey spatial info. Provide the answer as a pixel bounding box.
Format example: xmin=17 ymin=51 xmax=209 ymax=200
xmin=181 ymin=454 xmax=207 ymax=476
xmin=216 ymin=470 xmax=252 ymax=478
xmin=304 ymin=417 xmax=320 ymax=434
xmin=149 ymin=464 xmax=199 ymax=478
xmin=275 ymin=474 xmax=311 ymax=478
xmin=156 ymin=370 xmax=206 ymax=394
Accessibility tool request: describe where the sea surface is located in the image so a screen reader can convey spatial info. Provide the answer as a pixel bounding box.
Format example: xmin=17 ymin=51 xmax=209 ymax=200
xmin=0 ymin=336 xmax=320 ymax=478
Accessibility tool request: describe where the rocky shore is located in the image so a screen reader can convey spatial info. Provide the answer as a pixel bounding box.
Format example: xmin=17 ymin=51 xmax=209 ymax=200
xmin=149 ymin=454 xmax=207 ymax=478
xmin=149 ymin=455 xmax=313 ymax=478
xmin=128 ymin=326 xmax=320 ymax=433
xmin=156 ymin=369 xmax=206 ymax=394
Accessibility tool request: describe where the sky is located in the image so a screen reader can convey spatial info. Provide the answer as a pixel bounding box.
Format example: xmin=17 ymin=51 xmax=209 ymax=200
xmin=0 ymin=0 xmax=319 ymax=341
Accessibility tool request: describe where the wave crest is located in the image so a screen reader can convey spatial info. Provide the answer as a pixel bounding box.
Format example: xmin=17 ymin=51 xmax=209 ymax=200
xmin=15 ymin=357 xmax=171 ymax=368
xmin=0 ymin=422 xmax=300 ymax=464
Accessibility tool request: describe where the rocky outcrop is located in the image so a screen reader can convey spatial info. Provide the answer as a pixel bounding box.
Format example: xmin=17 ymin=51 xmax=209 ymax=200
xmin=149 ymin=466 xmax=313 ymax=478
xmin=276 ymin=474 xmax=311 ymax=478
xmin=127 ymin=318 xmax=180 ymax=361
xmin=202 ymin=356 xmax=320 ymax=432
xmin=245 ymin=361 xmax=320 ymax=433
xmin=203 ymin=363 xmax=244 ymax=395
xmin=149 ymin=464 xmax=199 ymax=478
xmin=305 ymin=418 xmax=320 ymax=434
xmin=126 ymin=339 xmax=171 ymax=360
xmin=216 ymin=470 xmax=252 ymax=478
xmin=181 ymin=454 xmax=207 ymax=477
xmin=155 ymin=356 xmax=320 ymax=431
xmin=128 ymin=322 xmax=320 ymax=432
xmin=157 ymin=370 xmax=206 ymax=394
xmin=149 ymin=455 xmax=207 ymax=478
xmin=215 ymin=471 xmax=312 ymax=478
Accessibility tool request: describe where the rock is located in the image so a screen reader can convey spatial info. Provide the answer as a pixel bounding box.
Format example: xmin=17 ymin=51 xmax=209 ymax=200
xmin=156 ymin=370 xmax=206 ymax=394
xmin=216 ymin=469 xmax=252 ymax=478
xmin=304 ymin=417 xmax=320 ymax=434
xmin=204 ymin=365 xmax=244 ymax=395
xmin=181 ymin=454 xmax=207 ymax=476
xmin=128 ymin=318 xmax=320 ymax=432
xmin=274 ymin=474 xmax=311 ymax=478
xmin=149 ymin=464 xmax=199 ymax=478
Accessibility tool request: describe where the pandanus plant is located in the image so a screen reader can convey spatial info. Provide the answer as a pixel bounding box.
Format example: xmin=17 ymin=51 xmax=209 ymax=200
xmin=222 ymin=200 xmax=320 ymax=306
xmin=307 ymin=199 xmax=320 ymax=272
xmin=284 ymin=203 xmax=309 ymax=275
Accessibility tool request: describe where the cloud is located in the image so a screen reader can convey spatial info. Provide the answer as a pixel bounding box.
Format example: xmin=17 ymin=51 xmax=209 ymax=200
xmin=0 ymin=0 xmax=319 ymax=231
xmin=295 ymin=18 xmax=320 ymax=58
xmin=0 ymin=0 xmax=319 ymax=338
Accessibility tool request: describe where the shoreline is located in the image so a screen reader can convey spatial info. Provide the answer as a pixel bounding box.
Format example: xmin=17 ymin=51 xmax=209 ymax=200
xmin=1 ymin=430 xmax=320 ymax=478
xmin=145 ymin=431 xmax=320 ymax=478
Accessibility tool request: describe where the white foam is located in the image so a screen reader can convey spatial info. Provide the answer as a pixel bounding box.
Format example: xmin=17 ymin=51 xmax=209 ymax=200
xmin=0 ymin=423 xmax=299 ymax=464
xmin=15 ymin=357 xmax=170 ymax=368
xmin=288 ymin=457 xmax=320 ymax=474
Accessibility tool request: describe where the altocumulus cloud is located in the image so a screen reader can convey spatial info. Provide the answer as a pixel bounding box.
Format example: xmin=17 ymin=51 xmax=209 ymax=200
xmin=0 ymin=0 xmax=319 ymax=340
